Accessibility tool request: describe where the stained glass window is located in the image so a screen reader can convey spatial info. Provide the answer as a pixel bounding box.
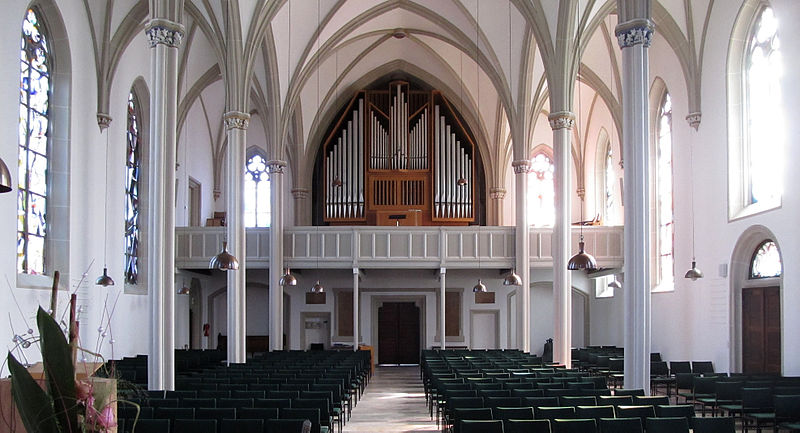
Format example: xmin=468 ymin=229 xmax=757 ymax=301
xmin=244 ymin=154 xmax=271 ymax=227
xmin=750 ymin=240 xmax=782 ymax=279
xmin=604 ymin=143 xmax=615 ymax=223
xmin=746 ymin=6 xmax=782 ymax=206
xmin=527 ymin=152 xmax=555 ymax=227
xmin=18 ymin=9 xmax=50 ymax=274
xmin=656 ymin=93 xmax=674 ymax=286
xmin=124 ymin=91 xmax=141 ymax=284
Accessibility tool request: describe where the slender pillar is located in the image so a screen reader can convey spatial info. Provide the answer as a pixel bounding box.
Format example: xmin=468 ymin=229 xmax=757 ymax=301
xmin=489 ymin=187 xmax=506 ymax=227
xmin=439 ymin=268 xmax=446 ymax=350
xmin=146 ymin=19 xmax=183 ymax=391
xmin=291 ymin=188 xmax=310 ymax=225
xmin=550 ymin=112 xmax=575 ymax=368
xmin=268 ymin=160 xmax=287 ymax=351
xmin=224 ymin=112 xmax=249 ymax=364
xmin=616 ymin=13 xmax=653 ymax=392
xmin=512 ymin=161 xmax=531 ymax=353
xmin=353 ymin=267 xmax=359 ymax=350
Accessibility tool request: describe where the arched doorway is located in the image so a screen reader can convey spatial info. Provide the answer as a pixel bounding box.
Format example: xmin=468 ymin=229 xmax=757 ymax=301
xmin=730 ymin=225 xmax=784 ymax=373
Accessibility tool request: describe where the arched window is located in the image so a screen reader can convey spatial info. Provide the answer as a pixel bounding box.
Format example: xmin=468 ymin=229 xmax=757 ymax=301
xmin=244 ymin=153 xmax=271 ymax=227
xmin=729 ymin=3 xmax=783 ymax=219
xmin=18 ymin=8 xmax=50 ymax=275
xmin=527 ymin=151 xmax=555 ymax=227
xmin=604 ymin=141 xmax=615 ymax=224
xmin=655 ymin=92 xmax=674 ymax=288
xmin=750 ymin=240 xmax=782 ymax=279
xmin=124 ymin=91 xmax=141 ymax=285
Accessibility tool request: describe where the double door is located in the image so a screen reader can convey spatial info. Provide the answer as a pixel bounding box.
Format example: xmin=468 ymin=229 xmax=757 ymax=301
xmin=742 ymin=286 xmax=781 ymax=374
xmin=378 ymin=302 xmax=420 ymax=364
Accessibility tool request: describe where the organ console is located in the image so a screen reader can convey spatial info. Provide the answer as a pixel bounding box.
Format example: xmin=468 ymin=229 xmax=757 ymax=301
xmin=321 ymin=80 xmax=477 ymax=225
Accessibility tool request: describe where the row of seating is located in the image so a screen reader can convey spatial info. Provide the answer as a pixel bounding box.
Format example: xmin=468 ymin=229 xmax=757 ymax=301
xmin=453 ymin=416 xmax=734 ymax=433
xmin=119 ymin=417 xmax=310 ymax=433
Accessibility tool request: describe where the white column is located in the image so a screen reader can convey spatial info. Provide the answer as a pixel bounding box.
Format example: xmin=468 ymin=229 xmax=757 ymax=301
xmin=291 ymin=188 xmax=310 ymax=225
xmin=550 ymin=112 xmax=574 ymax=368
xmin=224 ymin=111 xmax=249 ymax=364
xmin=439 ymin=267 xmax=446 ymax=350
xmin=268 ymin=160 xmax=287 ymax=351
xmin=353 ymin=267 xmax=359 ymax=350
xmin=146 ymin=19 xmax=183 ymax=391
xmin=617 ymin=17 xmax=653 ymax=392
xmin=512 ymin=161 xmax=531 ymax=353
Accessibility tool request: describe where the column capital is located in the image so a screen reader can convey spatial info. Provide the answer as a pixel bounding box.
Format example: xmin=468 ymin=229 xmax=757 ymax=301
xmin=267 ymin=160 xmax=288 ymax=174
xmin=512 ymin=159 xmax=532 ymax=174
xmin=146 ymin=19 xmax=185 ymax=48
xmin=615 ymin=19 xmax=654 ymax=48
xmin=291 ymin=187 xmax=309 ymax=200
xmin=576 ymin=186 xmax=586 ymax=201
xmin=548 ymin=111 xmax=576 ymax=130
xmin=96 ymin=113 xmax=112 ymax=131
xmin=224 ymin=111 xmax=251 ymax=130
xmin=490 ymin=187 xmax=507 ymax=200
xmin=686 ymin=112 xmax=702 ymax=130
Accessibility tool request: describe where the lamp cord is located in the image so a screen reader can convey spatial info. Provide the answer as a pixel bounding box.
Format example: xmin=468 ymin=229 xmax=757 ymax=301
xmin=690 ymin=143 xmax=696 ymax=261
xmin=103 ymin=128 xmax=109 ymax=268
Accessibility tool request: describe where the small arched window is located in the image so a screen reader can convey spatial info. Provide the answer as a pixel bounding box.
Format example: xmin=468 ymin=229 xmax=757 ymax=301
xmin=749 ymin=240 xmax=782 ymax=279
xmin=656 ymin=92 xmax=674 ymax=287
xmin=18 ymin=8 xmax=50 ymax=275
xmin=527 ymin=151 xmax=555 ymax=227
xmin=244 ymin=153 xmax=271 ymax=227
xmin=124 ymin=90 xmax=141 ymax=285
xmin=604 ymin=141 xmax=615 ymax=224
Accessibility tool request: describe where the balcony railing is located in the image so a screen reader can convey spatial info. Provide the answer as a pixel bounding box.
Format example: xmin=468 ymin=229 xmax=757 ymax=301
xmin=176 ymin=225 xmax=624 ymax=270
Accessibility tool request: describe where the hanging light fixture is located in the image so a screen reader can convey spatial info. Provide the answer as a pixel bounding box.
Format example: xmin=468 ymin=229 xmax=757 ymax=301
xmin=0 ymin=157 xmax=11 ymax=193
xmin=503 ymin=268 xmax=522 ymax=286
xmin=684 ymin=143 xmax=703 ymax=280
xmin=568 ymin=82 xmax=597 ymax=271
xmin=472 ymin=279 xmax=487 ymax=293
xmin=608 ymin=275 xmax=622 ymax=289
xmin=280 ymin=268 xmax=297 ymax=286
xmin=210 ymin=241 xmax=239 ymax=270
xmin=311 ymin=280 xmax=325 ymax=293
xmin=96 ymin=125 xmax=115 ymax=286
xmin=177 ymin=279 xmax=190 ymax=295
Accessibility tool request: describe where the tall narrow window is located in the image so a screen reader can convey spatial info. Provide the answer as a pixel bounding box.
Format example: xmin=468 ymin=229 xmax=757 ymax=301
xmin=527 ymin=152 xmax=555 ymax=227
xmin=746 ymin=6 xmax=782 ymax=206
xmin=124 ymin=91 xmax=141 ymax=285
xmin=244 ymin=153 xmax=271 ymax=227
xmin=656 ymin=93 xmax=674 ymax=287
xmin=749 ymin=240 xmax=781 ymax=279
xmin=604 ymin=142 xmax=615 ymax=223
xmin=18 ymin=9 xmax=50 ymax=275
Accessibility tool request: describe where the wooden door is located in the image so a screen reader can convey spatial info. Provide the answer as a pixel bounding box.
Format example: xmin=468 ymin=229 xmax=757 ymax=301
xmin=378 ymin=302 xmax=420 ymax=364
xmin=743 ymin=286 xmax=781 ymax=374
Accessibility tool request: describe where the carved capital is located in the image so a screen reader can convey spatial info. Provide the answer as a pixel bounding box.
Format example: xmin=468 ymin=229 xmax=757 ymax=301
xmin=576 ymin=186 xmax=586 ymax=200
xmin=292 ymin=188 xmax=310 ymax=200
xmin=224 ymin=111 xmax=251 ymax=130
xmin=489 ymin=187 xmax=506 ymax=200
xmin=686 ymin=112 xmax=702 ymax=130
xmin=615 ymin=19 xmax=654 ymax=48
xmin=267 ymin=160 xmax=288 ymax=174
xmin=145 ymin=19 xmax=184 ymax=48
xmin=96 ymin=113 xmax=112 ymax=131
xmin=548 ymin=111 xmax=575 ymax=130
xmin=512 ymin=159 xmax=531 ymax=174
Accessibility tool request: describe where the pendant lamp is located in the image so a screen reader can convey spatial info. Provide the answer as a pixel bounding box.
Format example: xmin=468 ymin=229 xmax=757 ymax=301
xmin=684 ymin=143 xmax=703 ymax=280
xmin=503 ymin=268 xmax=522 ymax=286
xmin=177 ymin=279 xmax=190 ymax=295
xmin=472 ymin=279 xmax=487 ymax=293
xmin=608 ymin=275 xmax=622 ymax=289
xmin=311 ymin=280 xmax=325 ymax=293
xmin=210 ymin=241 xmax=239 ymax=270
xmin=96 ymin=124 xmax=115 ymax=286
xmin=280 ymin=268 xmax=297 ymax=286
xmin=0 ymin=157 xmax=11 ymax=193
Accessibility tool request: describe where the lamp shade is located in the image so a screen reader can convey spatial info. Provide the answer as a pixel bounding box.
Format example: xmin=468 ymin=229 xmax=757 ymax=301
xmin=503 ymin=269 xmax=522 ymax=286
xmin=472 ymin=279 xmax=487 ymax=293
xmin=210 ymin=241 xmax=239 ymax=271
xmin=684 ymin=261 xmax=704 ymax=280
xmin=177 ymin=285 xmax=190 ymax=295
xmin=95 ymin=267 xmax=115 ymax=287
xmin=608 ymin=278 xmax=622 ymax=289
xmin=567 ymin=240 xmax=597 ymax=270
xmin=0 ymin=157 xmax=11 ymax=193
xmin=279 ymin=268 xmax=297 ymax=286
xmin=311 ymin=280 xmax=324 ymax=293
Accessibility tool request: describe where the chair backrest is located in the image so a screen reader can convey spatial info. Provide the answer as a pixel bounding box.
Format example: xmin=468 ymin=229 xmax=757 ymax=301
xmin=692 ymin=361 xmax=715 ymax=374
xmin=504 ymin=419 xmax=551 ymax=433
xmin=195 ymin=407 xmax=237 ymax=423
xmin=693 ymin=376 xmax=718 ymax=394
xmin=279 ymin=408 xmax=321 ymax=433
xmin=646 ymin=417 xmax=689 ymax=433
xmin=265 ymin=419 xmax=310 ymax=433
xmin=492 ymin=406 xmax=534 ymax=421
xmin=615 ymin=405 xmax=656 ymax=425
xmin=153 ymin=407 xmax=194 ymax=421
xmin=479 ymin=389 xmax=512 ymax=398
xmin=551 ymin=418 xmax=597 ymax=433
xmin=575 ymin=405 xmax=615 ymax=420
xmin=715 ymin=381 xmax=744 ymax=401
xmin=238 ymin=407 xmax=279 ymax=420
xmin=598 ymin=417 xmax=643 ymax=433
xmin=485 ymin=396 xmax=522 ymax=408
xmin=597 ymin=395 xmax=633 ymax=406
xmin=447 ymin=396 xmax=485 ymax=410
xmin=524 ymin=396 xmax=559 ymax=408
xmin=691 ymin=416 xmax=735 ymax=433
xmin=774 ymin=395 xmax=800 ymax=422
xmin=254 ymin=398 xmax=292 ymax=408
xmin=459 ymin=419 xmax=504 ymax=433
xmin=560 ymin=396 xmax=596 ymax=407
xmin=632 ymin=395 xmax=669 ymax=406
xmin=173 ymin=419 xmax=216 ymax=433
xmin=220 ymin=419 xmax=263 ymax=433
xmin=651 ymin=361 xmax=669 ymax=376
xmin=268 ymin=390 xmax=300 ymax=399
xmin=452 ymin=408 xmax=493 ymax=433
xmin=534 ymin=406 xmax=576 ymax=420
xmin=511 ymin=389 xmax=545 ymax=398
xmin=655 ymin=404 xmax=694 ymax=420
xmin=119 ymin=405 xmax=154 ymax=420
xmin=148 ymin=398 xmax=179 ymax=408
xmin=130 ymin=418 xmax=170 ymax=433
xmin=218 ymin=397 xmax=254 ymax=408
xmin=741 ymin=387 xmax=774 ymax=411
xmin=182 ymin=397 xmax=216 ymax=408
xmin=670 ymin=361 xmax=692 ymax=374
xmin=232 ymin=390 xmax=266 ymax=399
xmin=614 ymin=389 xmax=645 ymax=397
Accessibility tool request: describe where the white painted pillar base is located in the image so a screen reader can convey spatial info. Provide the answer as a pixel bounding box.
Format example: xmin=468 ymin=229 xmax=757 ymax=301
xmin=146 ymin=19 xmax=183 ymax=391
xmin=268 ymin=161 xmax=287 ymax=351
xmin=550 ymin=112 xmax=574 ymax=368
xmin=224 ymin=112 xmax=249 ymax=364
xmin=512 ymin=161 xmax=531 ymax=353
xmin=617 ymin=17 xmax=653 ymax=393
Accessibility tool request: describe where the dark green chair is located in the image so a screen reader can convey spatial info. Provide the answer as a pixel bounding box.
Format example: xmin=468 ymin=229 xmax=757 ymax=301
xmin=504 ymin=419 xmax=551 ymax=433
xmin=551 ymin=418 xmax=597 ymax=433
xmin=692 ymin=417 xmax=735 ymax=433
xmin=597 ymin=417 xmax=642 ymax=433
xmin=645 ymin=417 xmax=690 ymax=433
xmin=460 ymin=419 xmax=504 ymax=433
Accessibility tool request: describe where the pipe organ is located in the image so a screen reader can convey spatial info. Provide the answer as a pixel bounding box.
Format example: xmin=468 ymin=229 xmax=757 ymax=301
xmin=323 ymin=81 xmax=476 ymax=225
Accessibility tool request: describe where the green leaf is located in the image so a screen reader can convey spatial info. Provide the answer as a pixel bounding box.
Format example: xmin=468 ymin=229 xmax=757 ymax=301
xmin=37 ymin=307 xmax=80 ymax=432
xmin=8 ymin=351 xmax=59 ymax=433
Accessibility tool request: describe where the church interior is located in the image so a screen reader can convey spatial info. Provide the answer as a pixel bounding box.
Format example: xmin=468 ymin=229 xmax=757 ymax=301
xmin=0 ymin=0 xmax=798 ymax=431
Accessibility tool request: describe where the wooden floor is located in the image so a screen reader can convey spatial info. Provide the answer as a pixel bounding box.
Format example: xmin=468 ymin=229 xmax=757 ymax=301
xmin=343 ymin=366 xmax=438 ymax=432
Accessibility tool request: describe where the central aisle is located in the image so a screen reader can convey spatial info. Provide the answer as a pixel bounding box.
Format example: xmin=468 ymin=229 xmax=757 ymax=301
xmin=343 ymin=366 xmax=439 ymax=432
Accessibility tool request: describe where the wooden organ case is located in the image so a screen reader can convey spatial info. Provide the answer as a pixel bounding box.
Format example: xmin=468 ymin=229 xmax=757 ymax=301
xmin=321 ymin=81 xmax=478 ymax=226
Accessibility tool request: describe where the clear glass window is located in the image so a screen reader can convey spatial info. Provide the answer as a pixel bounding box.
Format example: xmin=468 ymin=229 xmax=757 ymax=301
xmin=527 ymin=152 xmax=555 ymax=227
xmin=750 ymin=240 xmax=782 ymax=279
xmin=244 ymin=154 xmax=271 ymax=227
